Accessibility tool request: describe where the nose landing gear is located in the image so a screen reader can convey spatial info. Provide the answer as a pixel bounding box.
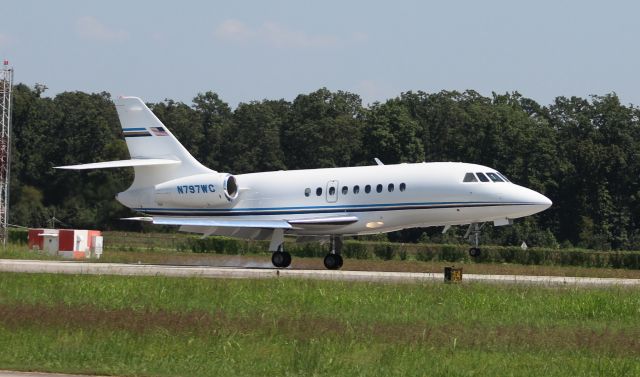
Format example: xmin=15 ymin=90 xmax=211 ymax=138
xmin=465 ymin=222 xmax=485 ymax=258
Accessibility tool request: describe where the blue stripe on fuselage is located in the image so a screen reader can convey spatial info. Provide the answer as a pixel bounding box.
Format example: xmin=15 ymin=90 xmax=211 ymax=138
xmin=137 ymin=201 xmax=538 ymax=217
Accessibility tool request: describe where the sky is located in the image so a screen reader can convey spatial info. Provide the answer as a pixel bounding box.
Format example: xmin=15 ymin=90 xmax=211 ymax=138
xmin=1 ymin=0 xmax=639 ymax=108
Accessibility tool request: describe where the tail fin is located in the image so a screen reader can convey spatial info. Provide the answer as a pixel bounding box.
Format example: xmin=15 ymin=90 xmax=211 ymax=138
xmin=115 ymin=96 xmax=213 ymax=188
xmin=56 ymin=96 xmax=214 ymax=189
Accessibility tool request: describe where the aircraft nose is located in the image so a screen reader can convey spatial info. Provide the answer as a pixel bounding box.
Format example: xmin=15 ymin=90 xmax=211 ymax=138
xmin=540 ymin=193 xmax=552 ymax=208
xmin=524 ymin=188 xmax=552 ymax=213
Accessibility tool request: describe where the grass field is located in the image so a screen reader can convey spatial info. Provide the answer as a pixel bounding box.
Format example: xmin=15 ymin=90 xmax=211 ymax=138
xmin=0 ymin=272 xmax=638 ymax=376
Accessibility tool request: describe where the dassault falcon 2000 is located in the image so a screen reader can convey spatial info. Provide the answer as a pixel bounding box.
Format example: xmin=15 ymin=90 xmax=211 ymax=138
xmin=57 ymin=96 xmax=552 ymax=270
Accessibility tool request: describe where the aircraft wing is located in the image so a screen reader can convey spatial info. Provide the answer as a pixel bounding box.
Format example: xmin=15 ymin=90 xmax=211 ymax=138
xmin=149 ymin=217 xmax=294 ymax=229
xmin=122 ymin=215 xmax=358 ymax=228
xmin=121 ymin=215 xmax=359 ymax=239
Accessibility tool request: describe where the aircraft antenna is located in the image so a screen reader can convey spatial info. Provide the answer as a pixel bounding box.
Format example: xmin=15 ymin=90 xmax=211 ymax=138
xmin=0 ymin=60 xmax=13 ymax=246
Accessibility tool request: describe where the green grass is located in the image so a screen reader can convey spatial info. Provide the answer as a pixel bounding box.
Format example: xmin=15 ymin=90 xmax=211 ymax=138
xmin=0 ymin=273 xmax=639 ymax=376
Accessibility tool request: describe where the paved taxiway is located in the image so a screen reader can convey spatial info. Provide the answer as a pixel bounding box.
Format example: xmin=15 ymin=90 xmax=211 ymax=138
xmin=1 ymin=259 xmax=639 ymax=286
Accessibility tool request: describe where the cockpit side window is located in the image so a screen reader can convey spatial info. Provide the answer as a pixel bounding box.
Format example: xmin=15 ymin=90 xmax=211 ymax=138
xmin=486 ymin=172 xmax=504 ymax=182
xmin=476 ymin=172 xmax=490 ymax=182
xmin=463 ymin=172 xmax=478 ymax=182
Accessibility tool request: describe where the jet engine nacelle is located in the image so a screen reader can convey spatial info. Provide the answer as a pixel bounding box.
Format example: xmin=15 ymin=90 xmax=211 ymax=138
xmin=154 ymin=173 xmax=238 ymax=208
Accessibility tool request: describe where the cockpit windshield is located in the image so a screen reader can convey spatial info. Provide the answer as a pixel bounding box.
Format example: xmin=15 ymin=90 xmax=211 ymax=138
xmin=462 ymin=171 xmax=511 ymax=183
xmin=463 ymin=172 xmax=478 ymax=182
xmin=496 ymin=172 xmax=510 ymax=182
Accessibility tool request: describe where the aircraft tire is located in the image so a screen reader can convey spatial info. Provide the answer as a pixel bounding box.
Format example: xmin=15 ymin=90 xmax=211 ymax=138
xmin=282 ymin=252 xmax=292 ymax=268
xmin=468 ymin=247 xmax=481 ymax=258
xmin=336 ymin=254 xmax=344 ymax=268
xmin=272 ymin=251 xmax=292 ymax=268
xmin=323 ymin=254 xmax=342 ymax=270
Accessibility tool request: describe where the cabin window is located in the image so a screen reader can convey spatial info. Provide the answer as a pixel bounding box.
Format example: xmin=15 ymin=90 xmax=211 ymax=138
xmin=316 ymin=187 xmax=323 ymax=196
xmin=486 ymin=172 xmax=504 ymax=182
xmin=399 ymin=183 xmax=406 ymax=192
xmin=388 ymin=183 xmax=394 ymax=192
xmin=376 ymin=184 xmax=383 ymax=193
xmin=353 ymin=185 xmax=360 ymax=194
xmin=463 ymin=172 xmax=478 ymax=182
xmin=329 ymin=186 xmax=336 ymax=196
xmin=304 ymin=188 xmax=311 ymax=197
xmin=342 ymin=186 xmax=348 ymax=195
xmin=365 ymin=185 xmax=371 ymax=194
xmin=476 ymin=173 xmax=490 ymax=182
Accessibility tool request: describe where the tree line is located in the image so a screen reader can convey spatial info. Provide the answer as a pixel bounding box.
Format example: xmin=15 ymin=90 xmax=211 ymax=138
xmin=9 ymin=84 xmax=640 ymax=250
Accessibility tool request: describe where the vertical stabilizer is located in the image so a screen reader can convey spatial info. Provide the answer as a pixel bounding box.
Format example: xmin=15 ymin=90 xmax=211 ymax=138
xmin=115 ymin=96 xmax=213 ymax=188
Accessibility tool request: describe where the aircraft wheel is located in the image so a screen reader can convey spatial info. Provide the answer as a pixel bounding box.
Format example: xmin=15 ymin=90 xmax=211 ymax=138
xmin=323 ymin=254 xmax=342 ymax=270
xmin=336 ymin=254 xmax=344 ymax=268
xmin=282 ymin=252 xmax=292 ymax=268
xmin=468 ymin=247 xmax=481 ymax=258
xmin=272 ymin=251 xmax=291 ymax=268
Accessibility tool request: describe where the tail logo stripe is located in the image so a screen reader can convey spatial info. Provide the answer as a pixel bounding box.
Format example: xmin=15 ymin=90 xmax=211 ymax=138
xmin=123 ymin=127 xmax=151 ymax=138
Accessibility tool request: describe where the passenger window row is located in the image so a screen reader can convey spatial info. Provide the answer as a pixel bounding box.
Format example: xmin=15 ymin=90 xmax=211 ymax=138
xmin=304 ymin=183 xmax=407 ymax=197
xmin=463 ymin=172 xmax=510 ymax=183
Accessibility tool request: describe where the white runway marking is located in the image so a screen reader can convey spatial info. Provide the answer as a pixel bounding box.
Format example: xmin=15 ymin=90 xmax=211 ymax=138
xmin=1 ymin=259 xmax=639 ymax=286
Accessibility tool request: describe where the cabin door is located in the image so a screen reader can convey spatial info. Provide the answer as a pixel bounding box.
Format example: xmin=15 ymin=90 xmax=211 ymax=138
xmin=326 ymin=180 xmax=339 ymax=203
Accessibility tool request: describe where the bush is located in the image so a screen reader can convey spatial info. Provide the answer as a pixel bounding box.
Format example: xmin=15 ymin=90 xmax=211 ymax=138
xmin=398 ymin=246 xmax=408 ymax=261
xmin=289 ymin=243 xmax=325 ymax=258
xmin=373 ymin=243 xmax=396 ymax=260
xmin=161 ymin=233 xmax=640 ymax=270
xmin=343 ymin=241 xmax=369 ymax=259
xmin=177 ymin=237 xmax=246 ymax=254
xmin=415 ymin=245 xmax=436 ymax=261
xmin=9 ymin=229 xmax=28 ymax=245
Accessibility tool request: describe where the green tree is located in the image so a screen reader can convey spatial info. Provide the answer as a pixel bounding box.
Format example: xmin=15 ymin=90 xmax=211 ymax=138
xmin=362 ymin=98 xmax=424 ymax=163
xmin=223 ymin=100 xmax=288 ymax=173
xmin=282 ymin=88 xmax=364 ymax=169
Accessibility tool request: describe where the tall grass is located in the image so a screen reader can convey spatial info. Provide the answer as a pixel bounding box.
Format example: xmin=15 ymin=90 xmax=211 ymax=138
xmin=0 ymin=273 xmax=638 ymax=376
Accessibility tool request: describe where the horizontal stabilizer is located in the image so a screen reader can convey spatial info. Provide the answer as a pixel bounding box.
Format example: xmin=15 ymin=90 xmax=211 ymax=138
xmin=55 ymin=159 xmax=181 ymax=170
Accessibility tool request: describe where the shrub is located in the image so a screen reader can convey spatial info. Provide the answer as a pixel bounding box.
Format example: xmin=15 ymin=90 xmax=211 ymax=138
xmin=343 ymin=241 xmax=369 ymax=259
xmin=289 ymin=243 xmax=325 ymax=258
xmin=398 ymin=246 xmax=408 ymax=261
xmin=9 ymin=229 xmax=28 ymax=245
xmin=373 ymin=243 xmax=396 ymax=260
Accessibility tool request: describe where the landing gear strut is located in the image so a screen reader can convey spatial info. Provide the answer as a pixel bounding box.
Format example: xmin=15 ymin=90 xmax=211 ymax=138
xmin=465 ymin=222 xmax=485 ymax=258
xmin=323 ymin=236 xmax=343 ymax=270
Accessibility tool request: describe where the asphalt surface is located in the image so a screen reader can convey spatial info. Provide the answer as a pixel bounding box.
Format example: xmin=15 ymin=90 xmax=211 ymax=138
xmin=1 ymin=259 xmax=639 ymax=286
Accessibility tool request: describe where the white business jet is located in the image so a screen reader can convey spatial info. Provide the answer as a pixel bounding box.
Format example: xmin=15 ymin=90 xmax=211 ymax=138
xmin=57 ymin=96 xmax=552 ymax=269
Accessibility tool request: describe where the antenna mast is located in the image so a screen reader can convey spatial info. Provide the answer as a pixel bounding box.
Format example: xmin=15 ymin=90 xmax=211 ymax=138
xmin=0 ymin=60 xmax=13 ymax=246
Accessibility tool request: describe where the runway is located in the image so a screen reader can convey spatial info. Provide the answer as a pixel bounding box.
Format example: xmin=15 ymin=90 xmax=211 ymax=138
xmin=1 ymin=259 xmax=639 ymax=286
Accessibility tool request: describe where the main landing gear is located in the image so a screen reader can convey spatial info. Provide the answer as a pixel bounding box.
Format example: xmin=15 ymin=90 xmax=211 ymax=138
xmin=323 ymin=235 xmax=343 ymax=270
xmin=272 ymin=247 xmax=292 ymax=268
xmin=465 ymin=222 xmax=485 ymax=258
xmin=269 ymin=229 xmax=343 ymax=270
xmin=270 ymin=229 xmax=291 ymax=268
